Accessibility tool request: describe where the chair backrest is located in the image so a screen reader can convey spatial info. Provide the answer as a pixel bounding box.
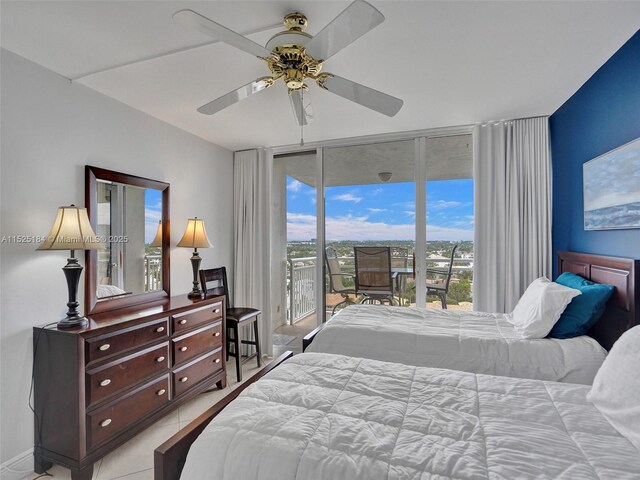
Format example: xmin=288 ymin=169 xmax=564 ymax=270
xmin=199 ymin=267 xmax=231 ymax=308
xmin=390 ymin=246 xmax=409 ymax=269
xmin=354 ymin=246 xmax=393 ymax=295
xmin=325 ymin=246 xmax=349 ymax=292
xmin=442 ymin=244 xmax=459 ymax=289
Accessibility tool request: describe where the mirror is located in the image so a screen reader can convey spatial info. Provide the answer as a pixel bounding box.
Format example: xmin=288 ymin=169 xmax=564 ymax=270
xmin=85 ymin=166 xmax=170 ymax=314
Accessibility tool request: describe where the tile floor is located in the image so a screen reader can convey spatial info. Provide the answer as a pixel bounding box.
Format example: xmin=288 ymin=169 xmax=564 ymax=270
xmin=272 ymin=313 xmax=318 ymax=357
xmin=26 ymin=317 xmax=318 ymax=480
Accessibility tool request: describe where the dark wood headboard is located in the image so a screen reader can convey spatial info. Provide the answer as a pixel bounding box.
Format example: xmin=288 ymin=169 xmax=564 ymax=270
xmin=558 ymin=251 xmax=639 ymax=350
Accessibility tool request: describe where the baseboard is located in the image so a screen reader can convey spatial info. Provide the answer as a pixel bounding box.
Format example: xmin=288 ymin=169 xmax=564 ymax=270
xmin=1 ymin=448 xmax=33 ymax=480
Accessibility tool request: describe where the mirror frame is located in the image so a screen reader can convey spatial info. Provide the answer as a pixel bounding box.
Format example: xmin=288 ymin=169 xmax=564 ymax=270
xmin=85 ymin=165 xmax=170 ymax=314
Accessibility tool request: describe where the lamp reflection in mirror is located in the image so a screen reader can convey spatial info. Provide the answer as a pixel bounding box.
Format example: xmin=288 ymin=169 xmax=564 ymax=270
xmin=37 ymin=205 xmax=103 ymax=329
xmin=150 ymin=220 xmax=163 ymax=248
xmin=177 ymin=217 xmax=213 ymax=298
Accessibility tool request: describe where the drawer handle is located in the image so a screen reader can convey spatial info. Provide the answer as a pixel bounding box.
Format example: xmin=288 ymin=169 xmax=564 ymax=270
xmin=214 ymin=358 xmax=221 ymax=364
xmin=156 ymin=356 xmax=165 ymax=363
xmin=179 ymin=376 xmax=189 ymax=383
xmin=99 ymin=344 xmax=110 ymax=351
xmin=99 ymin=379 xmax=111 ymax=387
xmin=179 ymin=346 xmax=188 ymax=352
xmin=213 ymin=309 xmax=220 ymax=313
xmin=179 ymin=319 xmax=187 ymax=325
xmin=155 ymin=326 xmax=165 ymax=333
xmin=214 ymin=332 xmax=221 ymax=337
xmin=100 ymin=419 xmax=112 ymax=427
xmin=157 ymin=389 xmax=166 ymax=396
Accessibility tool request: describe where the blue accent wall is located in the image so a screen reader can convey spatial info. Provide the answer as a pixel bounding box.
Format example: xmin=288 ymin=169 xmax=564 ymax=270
xmin=550 ymin=29 xmax=640 ymax=273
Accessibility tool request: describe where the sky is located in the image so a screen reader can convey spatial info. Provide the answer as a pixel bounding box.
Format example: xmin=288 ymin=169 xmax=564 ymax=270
xmin=286 ymin=177 xmax=474 ymax=241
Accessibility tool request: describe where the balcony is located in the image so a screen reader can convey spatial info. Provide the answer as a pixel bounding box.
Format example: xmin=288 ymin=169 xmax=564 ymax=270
xmin=287 ymin=252 xmax=474 ymax=323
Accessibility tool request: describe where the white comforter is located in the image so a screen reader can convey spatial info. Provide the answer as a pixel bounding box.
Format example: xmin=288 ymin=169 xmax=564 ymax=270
xmin=181 ymin=353 xmax=640 ymax=480
xmin=306 ymin=305 xmax=606 ymax=384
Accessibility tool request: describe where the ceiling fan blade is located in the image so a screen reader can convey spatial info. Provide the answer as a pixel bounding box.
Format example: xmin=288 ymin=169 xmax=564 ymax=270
xmin=197 ymin=78 xmax=273 ymax=115
xmin=174 ymin=9 xmax=272 ymax=58
xmin=305 ymin=0 xmax=384 ymax=61
xmin=320 ymin=74 xmax=403 ymax=117
xmin=289 ymin=90 xmax=314 ymax=126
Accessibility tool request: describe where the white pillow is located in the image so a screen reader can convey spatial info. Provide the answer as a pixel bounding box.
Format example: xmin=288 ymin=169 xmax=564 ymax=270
xmin=507 ymin=277 xmax=581 ymax=339
xmin=587 ymin=325 xmax=640 ymax=452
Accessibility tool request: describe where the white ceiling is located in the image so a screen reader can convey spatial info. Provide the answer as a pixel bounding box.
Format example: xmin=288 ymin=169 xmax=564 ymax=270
xmin=2 ymin=1 xmax=639 ymax=151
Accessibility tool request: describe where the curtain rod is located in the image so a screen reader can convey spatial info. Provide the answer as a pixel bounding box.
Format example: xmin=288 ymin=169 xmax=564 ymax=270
xmin=478 ymin=114 xmax=549 ymax=127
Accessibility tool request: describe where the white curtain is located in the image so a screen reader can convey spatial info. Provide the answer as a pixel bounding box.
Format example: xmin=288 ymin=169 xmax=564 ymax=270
xmin=473 ymin=116 xmax=552 ymax=313
xmin=233 ymin=148 xmax=274 ymax=357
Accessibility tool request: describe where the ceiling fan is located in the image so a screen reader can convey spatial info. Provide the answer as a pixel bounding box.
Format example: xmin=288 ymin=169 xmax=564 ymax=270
xmin=173 ymin=0 xmax=403 ymax=127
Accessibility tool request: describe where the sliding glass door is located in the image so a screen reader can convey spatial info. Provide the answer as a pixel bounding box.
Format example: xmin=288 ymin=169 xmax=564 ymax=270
xmin=273 ymin=152 xmax=319 ymax=330
xmin=424 ymin=135 xmax=474 ymax=309
xmin=322 ymin=140 xmax=416 ymax=321
xmin=271 ymin=126 xmax=474 ymax=329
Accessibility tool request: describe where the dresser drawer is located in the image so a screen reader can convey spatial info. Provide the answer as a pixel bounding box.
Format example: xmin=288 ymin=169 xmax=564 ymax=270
xmin=172 ymin=301 xmax=223 ymax=334
xmin=87 ymin=376 xmax=169 ymax=450
xmin=173 ymin=348 xmax=223 ymax=397
xmin=86 ymin=343 xmax=169 ymax=408
xmin=86 ymin=318 xmax=169 ymax=364
xmin=173 ymin=322 xmax=223 ymax=365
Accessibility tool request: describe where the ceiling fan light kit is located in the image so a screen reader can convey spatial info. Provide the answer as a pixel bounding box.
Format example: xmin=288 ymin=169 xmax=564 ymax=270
xmin=174 ymin=0 xmax=403 ymax=127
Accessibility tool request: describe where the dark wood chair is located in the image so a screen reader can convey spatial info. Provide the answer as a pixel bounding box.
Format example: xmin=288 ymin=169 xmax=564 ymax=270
xmin=426 ymin=244 xmax=458 ymax=309
xmin=354 ymin=246 xmax=397 ymax=305
xmin=199 ymin=267 xmax=261 ymax=382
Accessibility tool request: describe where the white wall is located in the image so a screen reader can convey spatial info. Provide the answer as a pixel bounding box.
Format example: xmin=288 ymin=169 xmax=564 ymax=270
xmin=0 ymin=49 xmax=234 ymax=464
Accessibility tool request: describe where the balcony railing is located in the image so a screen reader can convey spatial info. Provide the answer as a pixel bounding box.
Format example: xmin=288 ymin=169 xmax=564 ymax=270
xmin=287 ymin=254 xmax=473 ymax=323
xmin=145 ymin=254 xmax=162 ymax=292
xmin=287 ymin=256 xmax=317 ymax=323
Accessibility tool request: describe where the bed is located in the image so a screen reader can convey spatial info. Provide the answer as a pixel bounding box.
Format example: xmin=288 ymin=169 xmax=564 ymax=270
xmin=303 ymin=252 xmax=639 ymax=384
xmin=165 ymin=351 xmax=640 ymax=480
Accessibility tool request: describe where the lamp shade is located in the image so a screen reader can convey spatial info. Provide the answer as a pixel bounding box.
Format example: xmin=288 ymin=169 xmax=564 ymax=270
xmin=150 ymin=220 xmax=163 ymax=247
xmin=177 ymin=217 xmax=213 ymax=249
xmin=37 ymin=205 xmax=103 ymax=251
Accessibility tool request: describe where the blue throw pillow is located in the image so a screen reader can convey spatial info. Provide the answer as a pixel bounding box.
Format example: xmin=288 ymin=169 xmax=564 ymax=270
xmin=549 ymin=272 xmax=614 ymax=339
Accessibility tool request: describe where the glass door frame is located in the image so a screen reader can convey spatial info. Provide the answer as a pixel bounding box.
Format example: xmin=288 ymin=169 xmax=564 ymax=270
xmin=272 ymin=124 xmax=474 ymax=327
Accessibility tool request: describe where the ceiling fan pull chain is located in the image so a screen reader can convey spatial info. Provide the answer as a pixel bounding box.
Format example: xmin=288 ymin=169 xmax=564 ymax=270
xmin=300 ymin=89 xmax=305 ymax=147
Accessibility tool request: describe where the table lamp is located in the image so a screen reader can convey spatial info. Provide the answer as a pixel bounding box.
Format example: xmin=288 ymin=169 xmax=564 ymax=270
xmin=37 ymin=205 xmax=103 ymax=329
xmin=177 ymin=217 xmax=213 ymax=298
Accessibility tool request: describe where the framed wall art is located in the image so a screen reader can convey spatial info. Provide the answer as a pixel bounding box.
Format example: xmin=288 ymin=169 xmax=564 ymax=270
xmin=583 ymin=136 xmax=640 ymax=230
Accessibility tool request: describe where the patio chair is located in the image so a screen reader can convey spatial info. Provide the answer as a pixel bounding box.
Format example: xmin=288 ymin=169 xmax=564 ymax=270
xmin=426 ymin=244 xmax=458 ymax=309
xmin=325 ymin=246 xmax=356 ymax=315
xmin=354 ymin=246 xmax=397 ymax=305
xmin=391 ymin=246 xmax=410 ymax=303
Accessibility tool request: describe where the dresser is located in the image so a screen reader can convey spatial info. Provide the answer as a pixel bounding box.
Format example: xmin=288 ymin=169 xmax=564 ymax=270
xmin=32 ymin=294 xmax=226 ymax=480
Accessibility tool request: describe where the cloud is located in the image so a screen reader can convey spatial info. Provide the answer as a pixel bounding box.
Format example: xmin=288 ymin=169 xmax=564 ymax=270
xmin=287 ymin=179 xmax=302 ymax=192
xmin=145 ymin=210 xmax=162 ymax=243
xmin=370 ymin=188 xmax=384 ymax=196
xmin=287 ymin=212 xmax=473 ymax=241
xmin=331 ymin=193 xmax=362 ymax=203
xmin=367 ymin=208 xmax=389 ymax=213
xmin=432 ymin=200 xmax=462 ymax=209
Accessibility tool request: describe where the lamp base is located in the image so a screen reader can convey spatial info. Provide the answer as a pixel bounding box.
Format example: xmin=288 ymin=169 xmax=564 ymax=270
xmin=187 ymin=251 xmax=203 ymax=299
xmin=57 ymin=315 xmax=88 ymax=330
